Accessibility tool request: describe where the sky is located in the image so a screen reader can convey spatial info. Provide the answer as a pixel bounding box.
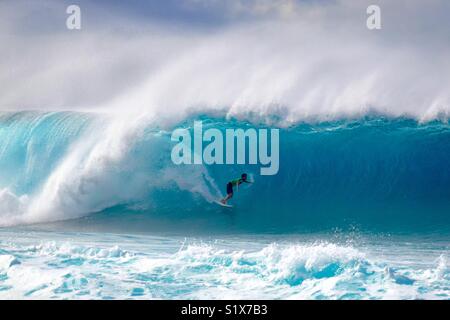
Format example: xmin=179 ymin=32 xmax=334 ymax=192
xmin=0 ymin=0 xmax=449 ymax=123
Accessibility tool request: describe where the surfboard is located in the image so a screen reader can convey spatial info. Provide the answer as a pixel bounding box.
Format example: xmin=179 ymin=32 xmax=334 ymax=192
xmin=214 ymin=200 xmax=233 ymax=208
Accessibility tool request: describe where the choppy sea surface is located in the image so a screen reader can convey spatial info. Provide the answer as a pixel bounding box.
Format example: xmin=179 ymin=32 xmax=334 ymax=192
xmin=0 ymin=228 xmax=448 ymax=300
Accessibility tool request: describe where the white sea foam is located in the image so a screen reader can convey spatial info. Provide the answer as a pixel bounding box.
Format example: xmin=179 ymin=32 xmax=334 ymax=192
xmin=0 ymin=232 xmax=448 ymax=299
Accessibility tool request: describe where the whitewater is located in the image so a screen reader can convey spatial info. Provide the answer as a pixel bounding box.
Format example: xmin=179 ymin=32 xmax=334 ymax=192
xmin=0 ymin=229 xmax=448 ymax=299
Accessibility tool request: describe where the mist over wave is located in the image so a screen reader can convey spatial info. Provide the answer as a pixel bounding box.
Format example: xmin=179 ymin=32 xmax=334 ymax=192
xmin=1 ymin=0 xmax=450 ymax=124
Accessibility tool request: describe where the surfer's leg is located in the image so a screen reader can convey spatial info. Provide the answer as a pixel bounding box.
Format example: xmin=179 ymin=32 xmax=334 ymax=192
xmin=222 ymin=183 xmax=233 ymax=203
xmin=221 ymin=193 xmax=233 ymax=204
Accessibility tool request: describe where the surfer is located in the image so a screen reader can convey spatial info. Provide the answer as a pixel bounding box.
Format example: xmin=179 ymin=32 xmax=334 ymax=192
xmin=220 ymin=173 xmax=252 ymax=205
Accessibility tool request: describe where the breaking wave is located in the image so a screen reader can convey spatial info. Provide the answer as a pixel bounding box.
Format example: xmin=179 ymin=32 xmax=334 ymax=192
xmin=0 ymin=111 xmax=449 ymax=232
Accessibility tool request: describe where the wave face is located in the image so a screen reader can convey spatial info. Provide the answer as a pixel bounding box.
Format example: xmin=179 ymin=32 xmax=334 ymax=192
xmin=0 ymin=111 xmax=450 ymax=232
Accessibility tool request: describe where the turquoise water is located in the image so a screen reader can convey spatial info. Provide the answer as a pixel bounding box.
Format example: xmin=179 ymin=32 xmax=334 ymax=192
xmin=0 ymin=229 xmax=448 ymax=299
xmin=0 ymin=111 xmax=449 ymax=299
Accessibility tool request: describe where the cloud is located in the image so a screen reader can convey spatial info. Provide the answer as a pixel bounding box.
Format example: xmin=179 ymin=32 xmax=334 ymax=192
xmin=0 ymin=0 xmax=449 ymax=123
xmin=185 ymin=0 xmax=300 ymax=18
